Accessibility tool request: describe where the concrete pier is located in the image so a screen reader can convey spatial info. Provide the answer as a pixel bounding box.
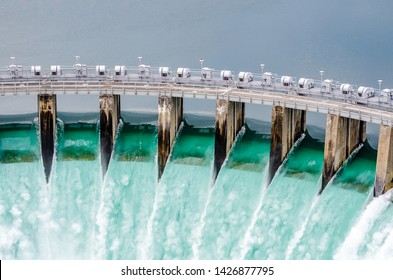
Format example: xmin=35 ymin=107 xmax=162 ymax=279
xmin=38 ymin=94 xmax=57 ymax=183
xmin=214 ymin=99 xmax=245 ymax=179
xmin=374 ymin=125 xmax=393 ymax=196
xmin=99 ymin=94 xmax=121 ymax=176
xmin=268 ymin=106 xmax=306 ymax=183
xmin=158 ymin=96 xmax=183 ymax=179
xmin=321 ymin=114 xmax=366 ymax=192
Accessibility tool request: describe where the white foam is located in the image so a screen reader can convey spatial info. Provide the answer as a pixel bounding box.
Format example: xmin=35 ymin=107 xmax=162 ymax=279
xmin=71 ymin=223 xmax=82 ymax=234
xmin=10 ymin=206 xmax=22 ymax=217
xmin=285 ymin=194 xmax=320 ymax=259
xmin=192 ymin=174 xmax=215 ymax=259
xmin=94 ymin=178 xmax=115 ymax=259
xmin=334 ymin=191 xmax=393 ymax=260
xmin=239 ymin=163 xmax=270 ymax=259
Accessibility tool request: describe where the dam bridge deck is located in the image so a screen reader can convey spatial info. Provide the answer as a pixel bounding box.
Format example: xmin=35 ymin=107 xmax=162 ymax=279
xmin=1 ymin=79 xmax=393 ymax=127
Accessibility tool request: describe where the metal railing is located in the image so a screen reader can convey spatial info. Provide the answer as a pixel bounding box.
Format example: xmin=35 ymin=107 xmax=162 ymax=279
xmin=1 ymin=64 xmax=393 ymax=126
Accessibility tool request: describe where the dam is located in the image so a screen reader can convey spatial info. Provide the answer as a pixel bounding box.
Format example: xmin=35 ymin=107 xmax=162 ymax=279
xmin=1 ymin=63 xmax=392 ymax=196
xmin=1 ymin=62 xmax=393 ymax=260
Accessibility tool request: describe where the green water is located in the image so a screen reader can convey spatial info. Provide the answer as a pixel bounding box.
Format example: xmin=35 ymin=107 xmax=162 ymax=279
xmin=46 ymin=122 xmax=101 ymax=259
xmin=146 ymin=123 xmax=215 ymax=259
xmin=0 ymin=123 xmax=46 ymax=259
xmin=197 ymin=127 xmax=270 ymax=259
xmin=244 ymin=134 xmax=325 ymax=259
xmin=0 ymin=119 xmax=389 ymax=260
xmin=289 ymin=143 xmax=377 ymax=259
xmin=96 ymin=123 xmax=157 ymax=259
xmin=0 ymin=124 xmax=39 ymax=163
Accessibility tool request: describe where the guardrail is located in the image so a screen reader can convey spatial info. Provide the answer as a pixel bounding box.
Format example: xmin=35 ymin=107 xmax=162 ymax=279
xmin=1 ymin=79 xmax=392 ymax=127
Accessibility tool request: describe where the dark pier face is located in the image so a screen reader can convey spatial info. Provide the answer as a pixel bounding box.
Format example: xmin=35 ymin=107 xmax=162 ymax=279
xmin=321 ymin=114 xmax=366 ymax=193
xmin=374 ymin=125 xmax=393 ymax=196
xmin=99 ymin=94 xmax=120 ymax=177
xmin=157 ymin=96 xmax=183 ymax=179
xmin=213 ymin=99 xmax=244 ymax=180
xmin=214 ymin=111 xmax=227 ymax=180
xmin=268 ymin=106 xmax=283 ymax=184
xmin=268 ymin=106 xmax=306 ymax=185
xmin=38 ymin=94 xmax=57 ymax=183
xmin=157 ymin=96 xmax=171 ymax=179
xmin=100 ymin=109 xmax=113 ymax=176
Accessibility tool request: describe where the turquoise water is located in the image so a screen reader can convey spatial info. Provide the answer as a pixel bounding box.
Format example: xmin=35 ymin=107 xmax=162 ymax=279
xmin=289 ymin=143 xmax=377 ymax=259
xmin=335 ymin=190 xmax=393 ymax=259
xmin=146 ymin=123 xmax=215 ymax=259
xmin=0 ymin=118 xmax=391 ymax=260
xmin=197 ymin=127 xmax=271 ymax=260
xmin=96 ymin=123 xmax=157 ymax=259
xmin=46 ymin=122 xmax=101 ymax=259
xmin=243 ymin=134 xmax=325 ymax=259
xmin=0 ymin=123 xmax=46 ymax=259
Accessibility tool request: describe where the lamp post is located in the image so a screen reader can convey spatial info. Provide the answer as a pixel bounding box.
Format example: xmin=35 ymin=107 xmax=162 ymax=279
xmin=260 ymin=64 xmax=265 ymax=86
xmin=320 ymin=70 xmax=324 ymax=84
xmin=378 ymin=80 xmax=383 ymax=106
xmin=378 ymin=79 xmax=383 ymax=93
xmin=320 ymin=70 xmax=324 ymax=94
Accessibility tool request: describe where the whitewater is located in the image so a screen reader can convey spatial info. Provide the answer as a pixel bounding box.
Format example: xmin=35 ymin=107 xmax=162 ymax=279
xmin=0 ymin=114 xmax=392 ymax=260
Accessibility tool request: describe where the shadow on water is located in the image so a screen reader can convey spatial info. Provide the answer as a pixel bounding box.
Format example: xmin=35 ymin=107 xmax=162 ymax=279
xmin=0 ymin=124 xmax=39 ymax=163
xmin=171 ymin=122 xmax=214 ymax=166
xmin=226 ymin=125 xmax=270 ymax=172
xmin=115 ymin=124 xmax=157 ymax=162
xmin=284 ymin=132 xmax=325 ymax=179
xmin=332 ymin=141 xmax=377 ymax=194
xmin=57 ymin=123 xmax=98 ymax=161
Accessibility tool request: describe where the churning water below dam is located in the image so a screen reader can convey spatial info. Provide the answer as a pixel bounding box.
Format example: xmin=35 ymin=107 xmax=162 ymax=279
xmin=0 ymin=114 xmax=392 ymax=260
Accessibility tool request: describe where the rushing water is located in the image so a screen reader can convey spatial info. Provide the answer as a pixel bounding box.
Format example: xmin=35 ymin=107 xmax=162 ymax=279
xmin=0 ymin=123 xmax=46 ymax=259
xmin=46 ymin=122 xmax=101 ymax=259
xmin=242 ymin=134 xmax=325 ymax=260
xmin=97 ymin=123 xmax=157 ymax=260
xmin=197 ymin=126 xmax=270 ymax=260
xmin=146 ymin=123 xmax=215 ymax=260
xmin=1 ymin=114 xmax=390 ymax=260
xmin=289 ymin=143 xmax=377 ymax=260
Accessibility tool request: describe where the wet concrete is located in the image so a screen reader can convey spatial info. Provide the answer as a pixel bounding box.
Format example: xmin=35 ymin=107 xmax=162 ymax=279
xmin=321 ymin=114 xmax=366 ymax=192
xmin=214 ymin=99 xmax=245 ymax=180
xmin=374 ymin=125 xmax=393 ymax=196
xmin=268 ymin=106 xmax=306 ymax=184
xmin=38 ymin=94 xmax=57 ymax=183
xmin=158 ymin=96 xmax=183 ymax=179
xmin=99 ymin=94 xmax=120 ymax=176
